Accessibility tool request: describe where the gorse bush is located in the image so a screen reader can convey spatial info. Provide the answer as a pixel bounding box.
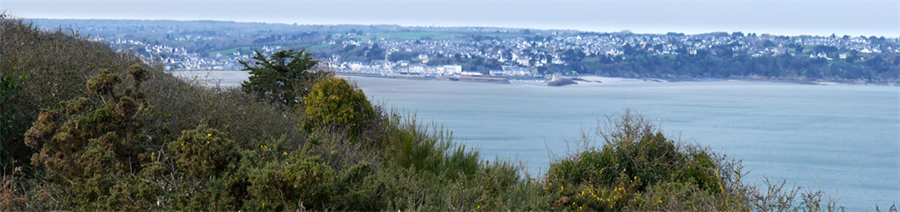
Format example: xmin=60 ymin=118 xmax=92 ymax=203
xmin=168 ymin=125 xmax=239 ymax=179
xmin=548 ymin=132 xmax=720 ymax=193
xmin=0 ymin=15 xmax=145 ymax=166
xmin=302 ymin=77 xmax=376 ymax=138
xmin=548 ymin=110 xmax=720 ymax=192
xmin=545 ymin=109 xmax=746 ymax=211
xmin=21 ymin=65 xmax=158 ymax=210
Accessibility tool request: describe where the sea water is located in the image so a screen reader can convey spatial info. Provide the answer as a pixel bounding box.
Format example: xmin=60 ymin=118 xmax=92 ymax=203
xmin=346 ymin=76 xmax=899 ymax=210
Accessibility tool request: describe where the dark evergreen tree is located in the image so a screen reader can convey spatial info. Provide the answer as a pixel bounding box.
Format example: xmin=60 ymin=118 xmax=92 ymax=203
xmin=239 ymin=49 xmax=319 ymax=108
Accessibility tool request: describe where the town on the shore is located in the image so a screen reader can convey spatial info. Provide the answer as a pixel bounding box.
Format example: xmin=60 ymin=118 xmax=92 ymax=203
xmin=29 ymin=19 xmax=900 ymax=85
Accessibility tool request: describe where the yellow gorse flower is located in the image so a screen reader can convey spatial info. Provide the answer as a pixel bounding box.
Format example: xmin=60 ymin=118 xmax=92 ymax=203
xmin=207 ymin=133 xmax=212 ymax=137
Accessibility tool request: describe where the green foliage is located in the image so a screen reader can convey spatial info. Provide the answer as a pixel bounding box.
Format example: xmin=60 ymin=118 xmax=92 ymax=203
xmin=85 ymin=68 xmax=120 ymax=96
xmin=168 ymin=125 xmax=238 ymax=179
xmin=240 ymin=49 xmax=325 ymax=108
xmin=21 ymin=65 xmax=157 ymax=210
xmin=0 ymin=15 xmax=146 ymax=168
xmin=302 ymin=77 xmax=376 ymax=138
xmin=143 ymin=72 xmax=306 ymax=151
xmin=0 ymin=71 xmax=26 ymax=164
xmin=576 ymin=45 xmax=900 ymax=81
xmin=548 ymin=132 xmax=720 ymax=194
xmin=380 ymin=114 xmax=478 ymax=180
xmin=544 ymin=109 xmax=744 ymax=211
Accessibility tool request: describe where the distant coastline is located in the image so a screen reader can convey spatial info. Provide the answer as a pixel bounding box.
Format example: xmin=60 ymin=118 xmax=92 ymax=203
xmin=25 ymin=19 xmax=897 ymax=87
xmin=172 ymin=70 xmax=896 ymax=88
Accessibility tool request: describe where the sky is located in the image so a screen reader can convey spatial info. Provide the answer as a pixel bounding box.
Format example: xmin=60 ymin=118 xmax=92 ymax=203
xmin=1 ymin=0 xmax=898 ymax=37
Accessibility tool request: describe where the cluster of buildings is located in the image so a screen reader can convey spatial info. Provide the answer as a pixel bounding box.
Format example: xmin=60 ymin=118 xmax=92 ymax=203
xmin=107 ymin=39 xmax=288 ymax=71
xmin=105 ymin=29 xmax=897 ymax=75
xmin=331 ymin=60 xmax=539 ymax=77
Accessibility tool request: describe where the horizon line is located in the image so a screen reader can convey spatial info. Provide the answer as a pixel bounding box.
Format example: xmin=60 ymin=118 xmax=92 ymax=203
xmin=22 ymin=17 xmax=900 ymax=38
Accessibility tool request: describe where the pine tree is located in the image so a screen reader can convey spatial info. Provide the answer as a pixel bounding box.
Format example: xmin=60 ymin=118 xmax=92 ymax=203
xmin=239 ymin=49 xmax=320 ymax=108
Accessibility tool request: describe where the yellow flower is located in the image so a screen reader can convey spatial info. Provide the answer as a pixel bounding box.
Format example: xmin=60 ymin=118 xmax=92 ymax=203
xmin=207 ymin=141 xmax=209 ymax=144
xmin=181 ymin=142 xmax=184 ymax=146
xmin=477 ymin=205 xmax=480 ymax=209
xmin=207 ymin=133 xmax=212 ymax=137
xmin=284 ymin=152 xmax=288 ymax=156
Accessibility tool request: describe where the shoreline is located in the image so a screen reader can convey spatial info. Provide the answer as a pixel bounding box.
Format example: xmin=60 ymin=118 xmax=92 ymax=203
xmin=169 ymin=70 xmax=898 ymax=87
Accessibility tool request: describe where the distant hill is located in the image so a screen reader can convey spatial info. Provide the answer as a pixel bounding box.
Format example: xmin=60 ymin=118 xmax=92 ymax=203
xmin=26 ymin=19 xmax=900 ymax=84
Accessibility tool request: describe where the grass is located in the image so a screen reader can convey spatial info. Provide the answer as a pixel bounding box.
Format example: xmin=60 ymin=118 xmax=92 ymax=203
xmin=305 ymin=44 xmax=335 ymax=52
xmin=207 ymin=46 xmax=263 ymax=57
xmin=368 ymin=32 xmax=466 ymax=41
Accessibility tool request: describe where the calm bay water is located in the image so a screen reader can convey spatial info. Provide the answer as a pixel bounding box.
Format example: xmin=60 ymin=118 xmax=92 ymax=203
xmin=345 ymin=76 xmax=899 ymax=210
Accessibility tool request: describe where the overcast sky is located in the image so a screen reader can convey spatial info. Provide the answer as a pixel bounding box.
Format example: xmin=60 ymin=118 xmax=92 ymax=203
xmin=2 ymin=0 xmax=898 ymax=37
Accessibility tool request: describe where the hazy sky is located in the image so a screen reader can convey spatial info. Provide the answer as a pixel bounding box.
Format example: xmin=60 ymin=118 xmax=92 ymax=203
xmin=2 ymin=0 xmax=898 ymax=37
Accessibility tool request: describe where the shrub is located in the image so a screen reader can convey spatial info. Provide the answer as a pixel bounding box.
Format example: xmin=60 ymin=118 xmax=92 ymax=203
xmin=143 ymin=72 xmax=307 ymax=150
xmin=544 ymin=109 xmax=744 ymax=211
xmin=0 ymin=71 xmax=26 ymax=165
xmin=302 ymin=77 xmax=376 ymax=138
xmin=379 ymin=113 xmax=478 ymax=180
xmin=21 ymin=65 xmax=158 ymax=210
xmin=167 ymin=125 xmax=238 ymax=179
xmin=0 ymin=15 xmax=145 ymax=165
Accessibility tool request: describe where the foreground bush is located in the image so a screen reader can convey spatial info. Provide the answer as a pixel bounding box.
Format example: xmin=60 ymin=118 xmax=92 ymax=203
xmin=545 ymin=109 xmax=746 ymax=211
xmin=0 ymin=15 xmax=145 ymax=166
xmin=21 ymin=66 xmax=158 ymax=210
xmin=302 ymin=77 xmax=376 ymax=139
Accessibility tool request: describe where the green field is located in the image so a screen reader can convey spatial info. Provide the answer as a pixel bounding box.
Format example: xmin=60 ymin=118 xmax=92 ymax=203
xmin=208 ymin=46 xmax=261 ymax=57
xmin=305 ymin=44 xmax=336 ymax=51
xmin=354 ymin=32 xmax=466 ymax=41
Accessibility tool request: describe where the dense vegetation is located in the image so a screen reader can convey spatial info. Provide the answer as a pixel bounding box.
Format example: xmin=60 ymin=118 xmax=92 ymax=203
xmin=2 ymin=15 xmax=896 ymax=211
xmin=539 ymin=41 xmax=900 ymax=82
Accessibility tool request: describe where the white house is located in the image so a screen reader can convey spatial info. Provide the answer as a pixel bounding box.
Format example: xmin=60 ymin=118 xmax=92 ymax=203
xmin=442 ymin=65 xmax=462 ymax=75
